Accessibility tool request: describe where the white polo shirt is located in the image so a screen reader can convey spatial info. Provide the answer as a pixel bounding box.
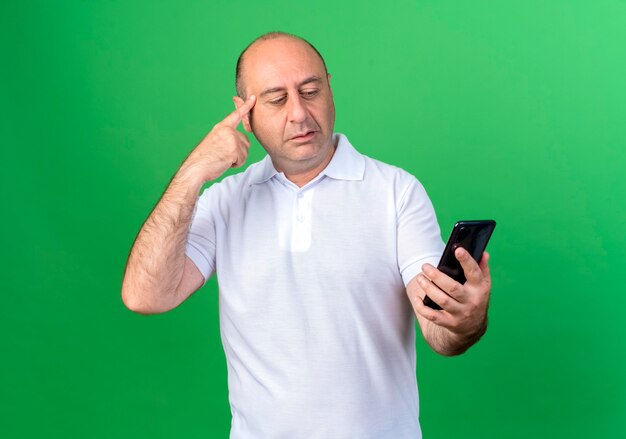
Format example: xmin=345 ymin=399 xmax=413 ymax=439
xmin=185 ymin=133 xmax=444 ymax=439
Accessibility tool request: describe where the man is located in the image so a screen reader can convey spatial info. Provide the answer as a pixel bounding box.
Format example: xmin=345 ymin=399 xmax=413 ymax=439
xmin=122 ymin=32 xmax=491 ymax=438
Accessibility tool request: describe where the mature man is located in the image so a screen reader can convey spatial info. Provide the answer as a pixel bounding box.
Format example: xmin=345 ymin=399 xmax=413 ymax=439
xmin=122 ymin=32 xmax=491 ymax=438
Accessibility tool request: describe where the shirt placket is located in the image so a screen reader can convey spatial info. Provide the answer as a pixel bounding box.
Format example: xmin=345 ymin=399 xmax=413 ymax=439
xmin=291 ymin=189 xmax=313 ymax=252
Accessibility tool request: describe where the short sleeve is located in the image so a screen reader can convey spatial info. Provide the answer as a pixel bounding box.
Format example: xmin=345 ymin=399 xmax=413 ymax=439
xmin=396 ymin=177 xmax=445 ymax=287
xmin=185 ymin=187 xmax=218 ymax=283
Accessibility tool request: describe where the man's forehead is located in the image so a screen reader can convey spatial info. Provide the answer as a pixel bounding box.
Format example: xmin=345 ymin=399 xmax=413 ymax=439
xmin=242 ymin=37 xmax=326 ymax=88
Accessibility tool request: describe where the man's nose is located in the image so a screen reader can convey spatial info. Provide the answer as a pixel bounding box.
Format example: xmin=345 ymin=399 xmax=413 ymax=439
xmin=287 ymin=95 xmax=307 ymax=123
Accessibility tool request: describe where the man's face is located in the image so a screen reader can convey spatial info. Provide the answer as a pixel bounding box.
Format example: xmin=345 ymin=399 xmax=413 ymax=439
xmin=236 ymin=37 xmax=336 ymax=173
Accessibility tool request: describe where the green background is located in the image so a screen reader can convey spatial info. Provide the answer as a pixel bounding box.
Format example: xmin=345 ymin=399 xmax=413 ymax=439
xmin=2 ymin=1 xmax=625 ymax=437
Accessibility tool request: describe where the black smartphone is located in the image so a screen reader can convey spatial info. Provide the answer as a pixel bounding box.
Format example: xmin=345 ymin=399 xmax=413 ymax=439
xmin=423 ymin=220 xmax=496 ymax=310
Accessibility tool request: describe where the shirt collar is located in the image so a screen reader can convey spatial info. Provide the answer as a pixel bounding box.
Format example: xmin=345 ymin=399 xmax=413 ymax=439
xmin=320 ymin=133 xmax=365 ymax=181
xmin=248 ymin=154 xmax=280 ymax=186
xmin=248 ymin=132 xmax=365 ymax=186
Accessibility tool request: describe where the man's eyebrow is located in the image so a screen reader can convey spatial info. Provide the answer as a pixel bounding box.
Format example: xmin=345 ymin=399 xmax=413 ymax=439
xmin=260 ymin=86 xmax=286 ymax=97
xmin=299 ymin=76 xmax=322 ymax=87
xmin=259 ymin=76 xmax=323 ymax=97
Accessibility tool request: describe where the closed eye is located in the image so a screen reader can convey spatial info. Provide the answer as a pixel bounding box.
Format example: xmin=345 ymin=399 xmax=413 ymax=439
xmin=268 ymin=96 xmax=287 ymax=105
xmin=300 ymin=89 xmax=320 ymax=99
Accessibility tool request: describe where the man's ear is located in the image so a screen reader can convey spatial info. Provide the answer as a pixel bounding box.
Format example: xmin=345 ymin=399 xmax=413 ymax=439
xmin=327 ymin=73 xmax=333 ymax=96
xmin=233 ymin=96 xmax=253 ymax=132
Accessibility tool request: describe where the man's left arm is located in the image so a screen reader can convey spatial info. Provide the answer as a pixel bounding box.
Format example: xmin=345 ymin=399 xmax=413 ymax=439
xmin=406 ymin=248 xmax=492 ymax=356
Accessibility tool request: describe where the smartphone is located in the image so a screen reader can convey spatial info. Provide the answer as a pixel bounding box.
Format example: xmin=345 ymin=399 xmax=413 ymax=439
xmin=423 ymin=220 xmax=496 ymax=310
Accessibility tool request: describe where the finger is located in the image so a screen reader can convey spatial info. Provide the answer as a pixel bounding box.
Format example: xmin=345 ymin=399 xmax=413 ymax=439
xmin=407 ymin=278 xmax=437 ymax=315
xmin=416 ymin=273 xmax=461 ymax=312
xmin=222 ymin=95 xmax=256 ymax=128
xmin=455 ymin=247 xmax=483 ymax=285
xmin=232 ymin=143 xmax=250 ymax=168
xmin=411 ymin=291 xmax=455 ymax=328
xmin=479 ymin=251 xmax=491 ymax=280
xmin=239 ymin=143 xmax=249 ymax=161
xmin=235 ymin=131 xmax=251 ymax=149
xmin=407 ymin=276 xmax=426 ymax=301
xmin=422 ymin=263 xmax=467 ymax=302
xmin=231 ymin=150 xmax=245 ymax=168
xmin=239 ymin=93 xmax=257 ymax=115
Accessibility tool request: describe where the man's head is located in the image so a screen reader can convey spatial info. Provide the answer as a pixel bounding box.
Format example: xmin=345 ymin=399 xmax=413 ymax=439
xmin=233 ymin=32 xmax=336 ymax=175
xmin=235 ymin=32 xmax=329 ymax=99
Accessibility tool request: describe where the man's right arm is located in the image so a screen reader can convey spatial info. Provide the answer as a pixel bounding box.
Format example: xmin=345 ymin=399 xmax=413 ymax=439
xmin=121 ymin=95 xmax=256 ymax=314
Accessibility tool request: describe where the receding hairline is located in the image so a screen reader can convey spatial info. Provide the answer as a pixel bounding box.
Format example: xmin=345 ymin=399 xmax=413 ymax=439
xmin=235 ymin=32 xmax=328 ymax=98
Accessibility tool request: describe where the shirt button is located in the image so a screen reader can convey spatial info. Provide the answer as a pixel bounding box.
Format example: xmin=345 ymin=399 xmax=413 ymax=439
xmin=298 ymin=216 xmax=305 ymax=222
xmin=297 ymin=193 xmax=304 ymax=198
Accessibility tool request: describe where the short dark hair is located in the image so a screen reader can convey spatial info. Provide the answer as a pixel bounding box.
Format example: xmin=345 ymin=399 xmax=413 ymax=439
xmin=235 ymin=32 xmax=328 ymax=98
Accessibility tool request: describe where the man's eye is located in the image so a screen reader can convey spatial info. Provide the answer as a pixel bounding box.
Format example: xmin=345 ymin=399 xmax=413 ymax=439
xmin=269 ymin=97 xmax=286 ymax=105
xmin=301 ymin=89 xmax=319 ymax=98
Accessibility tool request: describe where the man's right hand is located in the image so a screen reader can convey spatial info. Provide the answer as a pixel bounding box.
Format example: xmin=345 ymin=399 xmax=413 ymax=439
xmin=179 ymin=95 xmax=256 ymax=184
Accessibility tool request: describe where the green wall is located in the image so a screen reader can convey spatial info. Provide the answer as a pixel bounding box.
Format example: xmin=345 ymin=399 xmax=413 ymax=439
xmin=2 ymin=1 xmax=625 ymax=437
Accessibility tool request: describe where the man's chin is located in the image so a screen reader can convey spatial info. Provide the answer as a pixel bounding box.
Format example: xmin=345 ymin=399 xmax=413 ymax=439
xmin=290 ymin=140 xmax=335 ymax=165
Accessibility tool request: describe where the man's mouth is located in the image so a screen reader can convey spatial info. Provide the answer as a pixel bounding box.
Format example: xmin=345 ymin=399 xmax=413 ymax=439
xmin=290 ymin=131 xmax=316 ymax=141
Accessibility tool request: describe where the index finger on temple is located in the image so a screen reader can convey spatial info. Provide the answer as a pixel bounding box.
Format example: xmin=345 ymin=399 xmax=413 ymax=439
xmin=222 ymin=95 xmax=256 ymax=127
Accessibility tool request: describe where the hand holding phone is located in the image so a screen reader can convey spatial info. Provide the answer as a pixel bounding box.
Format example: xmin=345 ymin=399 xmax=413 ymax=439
xmin=423 ymin=220 xmax=496 ymax=310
